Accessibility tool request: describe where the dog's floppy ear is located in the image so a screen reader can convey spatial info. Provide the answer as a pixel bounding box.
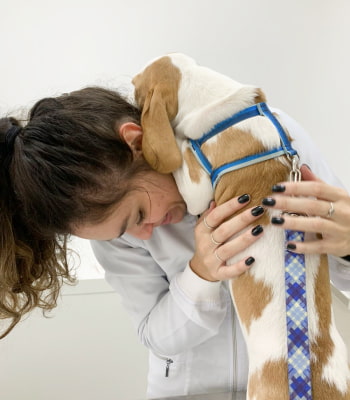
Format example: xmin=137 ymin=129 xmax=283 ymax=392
xmin=140 ymin=85 xmax=182 ymax=174
xmin=132 ymin=56 xmax=183 ymax=174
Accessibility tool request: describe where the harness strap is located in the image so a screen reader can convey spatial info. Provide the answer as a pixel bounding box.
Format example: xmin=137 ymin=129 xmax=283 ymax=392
xmin=189 ymin=102 xmax=298 ymax=188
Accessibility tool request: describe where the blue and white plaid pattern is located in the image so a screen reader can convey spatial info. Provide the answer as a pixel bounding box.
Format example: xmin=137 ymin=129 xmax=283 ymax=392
xmin=285 ymin=229 xmax=312 ymax=400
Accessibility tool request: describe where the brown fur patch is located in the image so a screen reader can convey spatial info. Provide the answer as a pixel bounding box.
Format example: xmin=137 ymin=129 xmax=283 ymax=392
xmin=255 ymin=88 xmax=267 ymax=104
xmin=248 ymin=359 xmax=289 ymax=400
xmin=184 ymin=148 xmax=202 ymax=183
xmin=310 ymin=255 xmax=350 ymax=399
xmin=231 ymin=272 xmax=273 ymax=333
xmin=132 ymin=57 xmax=183 ymax=173
xmin=202 ymin=125 xmax=290 ymax=226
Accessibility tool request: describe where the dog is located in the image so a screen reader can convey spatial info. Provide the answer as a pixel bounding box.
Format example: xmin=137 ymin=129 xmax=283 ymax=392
xmin=132 ymin=53 xmax=350 ymax=400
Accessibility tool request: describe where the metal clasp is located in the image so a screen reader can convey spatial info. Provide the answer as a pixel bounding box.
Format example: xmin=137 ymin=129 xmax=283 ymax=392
xmin=289 ymin=155 xmax=301 ymax=182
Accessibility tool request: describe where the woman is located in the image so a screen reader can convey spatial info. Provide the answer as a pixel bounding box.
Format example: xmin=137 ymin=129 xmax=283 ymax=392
xmin=1 ymin=87 xmax=349 ymax=398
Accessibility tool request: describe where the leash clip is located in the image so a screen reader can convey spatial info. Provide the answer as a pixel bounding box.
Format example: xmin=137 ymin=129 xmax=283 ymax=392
xmin=289 ymin=155 xmax=301 ymax=182
xmin=285 ymin=155 xmax=307 ymax=217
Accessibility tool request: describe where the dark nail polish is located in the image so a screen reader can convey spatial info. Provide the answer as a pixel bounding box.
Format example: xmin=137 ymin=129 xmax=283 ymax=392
xmin=262 ymin=197 xmax=276 ymax=206
xmin=251 ymin=206 xmax=264 ymax=217
xmin=272 ymin=184 xmax=286 ymax=193
xmin=238 ymin=194 xmax=250 ymax=204
xmin=245 ymin=256 xmax=255 ymax=266
xmin=287 ymin=243 xmax=296 ymax=250
xmin=251 ymin=225 xmax=263 ymax=236
xmin=271 ymin=216 xmax=285 ymax=225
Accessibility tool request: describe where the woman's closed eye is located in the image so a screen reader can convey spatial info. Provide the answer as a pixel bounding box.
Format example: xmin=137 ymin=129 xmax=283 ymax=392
xmin=136 ymin=210 xmax=146 ymax=226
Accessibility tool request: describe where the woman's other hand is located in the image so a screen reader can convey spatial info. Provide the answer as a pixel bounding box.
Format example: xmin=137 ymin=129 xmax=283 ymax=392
xmin=264 ymin=165 xmax=350 ymax=257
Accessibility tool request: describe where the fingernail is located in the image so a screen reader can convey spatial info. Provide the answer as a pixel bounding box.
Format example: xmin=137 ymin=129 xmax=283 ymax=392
xmin=272 ymin=184 xmax=285 ymax=193
xmin=238 ymin=194 xmax=250 ymax=204
xmin=251 ymin=206 xmax=264 ymax=217
xmin=287 ymin=243 xmax=296 ymax=250
xmin=271 ymin=216 xmax=285 ymax=225
xmin=251 ymin=225 xmax=263 ymax=236
xmin=245 ymin=256 xmax=255 ymax=266
xmin=302 ymin=163 xmax=312 ymax=171
xmin=262 ymin=197 xmax=276 ymax=206
xmin=208 ymin=200 xmax=215 ymax=208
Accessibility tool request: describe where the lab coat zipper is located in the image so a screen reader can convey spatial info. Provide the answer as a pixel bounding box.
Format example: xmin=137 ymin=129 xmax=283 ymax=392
xmin=226 ymin=279 xmax=237 ymax=393
xmin=231 ymin=301 xmax=237 ymax=393
xmin=153 ymin=352 xmax=174 ymax=377
xmin=165 ymin=358 xmax=174 ymax=377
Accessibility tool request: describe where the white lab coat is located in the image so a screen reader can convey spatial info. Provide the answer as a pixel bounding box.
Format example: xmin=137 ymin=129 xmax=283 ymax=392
xmin=90 ymin=109 xmax=350 ymax=399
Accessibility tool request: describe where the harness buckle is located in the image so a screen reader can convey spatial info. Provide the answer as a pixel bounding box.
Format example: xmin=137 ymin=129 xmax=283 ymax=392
xmin=289 ymin=155 xmax=301 ymax=182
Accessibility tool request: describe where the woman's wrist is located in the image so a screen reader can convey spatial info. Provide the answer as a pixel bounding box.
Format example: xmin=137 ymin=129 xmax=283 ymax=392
xmin=189 ymin=257 xmax=218 ymax=282
xmin=175 ymin=263 xmax=222 ymax=304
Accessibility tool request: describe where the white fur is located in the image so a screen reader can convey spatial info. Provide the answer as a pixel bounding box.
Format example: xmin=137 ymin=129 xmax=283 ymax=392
xmin=170 ymin=54 xmax=258 ymax=140
xmin=173 ymin=140 xmax=213 ymax=215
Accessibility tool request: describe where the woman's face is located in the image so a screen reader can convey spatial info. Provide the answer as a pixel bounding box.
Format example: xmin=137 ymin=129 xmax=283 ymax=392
xmin=73 ymin=171 xmax=187 ymax=241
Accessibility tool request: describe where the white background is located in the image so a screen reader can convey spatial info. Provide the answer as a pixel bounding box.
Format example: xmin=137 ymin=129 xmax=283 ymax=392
xmin=1 ymin=1 xmax=350 ymax=399
xmin=2 ymin=0 xmax=350 ymax=192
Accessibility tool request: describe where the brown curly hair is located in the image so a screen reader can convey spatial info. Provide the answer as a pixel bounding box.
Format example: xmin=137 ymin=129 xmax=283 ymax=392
xmin=0 ymin=87 xmax=146 ymax=338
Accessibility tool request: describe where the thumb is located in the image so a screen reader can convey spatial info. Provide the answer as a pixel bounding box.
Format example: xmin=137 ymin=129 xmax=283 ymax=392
xmin=301 ymin=164 xmax=322 ymax=182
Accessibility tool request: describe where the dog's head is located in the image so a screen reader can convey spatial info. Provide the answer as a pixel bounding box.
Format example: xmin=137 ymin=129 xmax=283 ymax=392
xmin=132 ymin=53 xmax=266 ymax=176
xmin=132 ymin=55 xmax=187 ymax=174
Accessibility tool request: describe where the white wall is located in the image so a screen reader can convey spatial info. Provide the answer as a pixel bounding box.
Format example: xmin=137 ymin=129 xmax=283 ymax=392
xmin=2 ymin=0 xmax=350 ymax=190
xmin=0 ymin=280 xmax=149 ymax=400
xmin=1 ymin=1 xmax=350 ymax=399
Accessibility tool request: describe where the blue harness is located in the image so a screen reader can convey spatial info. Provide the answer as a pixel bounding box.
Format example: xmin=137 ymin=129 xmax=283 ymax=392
xmin=189 ymin=102 xmax=312 ymax=399
xmin=189 ymin=102 xmax=298 ymax=188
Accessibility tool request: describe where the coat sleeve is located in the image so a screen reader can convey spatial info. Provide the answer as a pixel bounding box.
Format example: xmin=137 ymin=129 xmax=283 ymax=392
xmin=277 ymin=108 xmax=350 ymax=291
xmin=90 ymin=228 xmax=229 ymax=357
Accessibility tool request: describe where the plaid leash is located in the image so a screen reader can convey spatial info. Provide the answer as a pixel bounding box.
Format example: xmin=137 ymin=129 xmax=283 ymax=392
xmin=284 ymin=229 xmax=312 ymax=400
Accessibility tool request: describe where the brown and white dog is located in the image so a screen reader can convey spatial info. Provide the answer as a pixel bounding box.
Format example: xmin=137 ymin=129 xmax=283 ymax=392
xmin=132 ymin=53 xmax=350 ymax=400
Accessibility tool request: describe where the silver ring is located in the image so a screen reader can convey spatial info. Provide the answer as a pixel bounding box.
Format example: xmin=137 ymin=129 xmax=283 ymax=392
xmin=215 ymin=249 xmax=225 ymax=263
xmin=326 ymin=201 xmax=335 ymax=218
xmin=211 ymin=232 xmax=223 ymax=246
xmin=203 ymin=216 xmax=215 ymax=230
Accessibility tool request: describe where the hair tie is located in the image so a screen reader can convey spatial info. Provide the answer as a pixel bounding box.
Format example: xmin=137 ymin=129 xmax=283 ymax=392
xmin=4 ymin=125 xmax=22 ymax=153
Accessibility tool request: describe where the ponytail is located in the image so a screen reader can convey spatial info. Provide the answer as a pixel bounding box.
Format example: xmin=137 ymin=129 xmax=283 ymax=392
xmin=0 ymin=117 xmax=75 ymax=339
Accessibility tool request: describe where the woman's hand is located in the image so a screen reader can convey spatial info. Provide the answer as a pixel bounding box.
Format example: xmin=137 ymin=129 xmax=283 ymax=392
xmin=263 ymin=165 xmax=350 ymax=257
xmin=189 ymin=194 xmax=265 ymax=282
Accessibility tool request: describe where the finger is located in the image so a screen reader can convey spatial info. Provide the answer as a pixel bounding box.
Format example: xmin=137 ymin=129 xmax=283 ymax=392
xmin=264 ymin=195 xmax=340 ymax=220
xmin=270 ymin=180 xmax=348 ymax=202
xmin=212 ymin=205 xmax=265 ymax=244
xmin=216 ymin=224 xmax=264 ymax=261
xmin=197 ymin=201 xmax=216 ymax=228
xmin=272 ymin=214 xmax=339 ymax=235
xmin=216 ymin=257 xmax=255 ymax=280
xmin=203 ymin=193 xmax=251 ymax=230
xmin=285 ymin=239 xmax=342 ymax=256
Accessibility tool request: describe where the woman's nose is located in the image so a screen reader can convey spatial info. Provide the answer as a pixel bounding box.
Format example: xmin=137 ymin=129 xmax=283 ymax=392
xmin=127 ymin=223 xmax=154 ymax=240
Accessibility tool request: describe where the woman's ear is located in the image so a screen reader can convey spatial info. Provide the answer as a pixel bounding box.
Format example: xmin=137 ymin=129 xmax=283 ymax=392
xmin=119 ymin=122 xmax=143 ymax=157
